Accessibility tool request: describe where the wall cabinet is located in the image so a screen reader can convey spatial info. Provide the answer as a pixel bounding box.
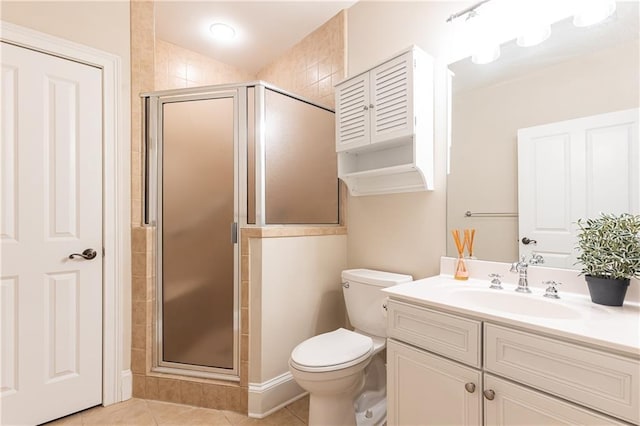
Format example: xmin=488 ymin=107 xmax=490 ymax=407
xmin=335 ymin=46 xmax=441 ymax=196
xmin=336 ymin=52 xmax=417 ymax=152
xmin=386 ymin=300 xmax=635 ymax=425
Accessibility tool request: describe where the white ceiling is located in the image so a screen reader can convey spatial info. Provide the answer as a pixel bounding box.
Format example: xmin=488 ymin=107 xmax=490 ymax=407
xmin=154 ymin=1 xmax=357 ymax=74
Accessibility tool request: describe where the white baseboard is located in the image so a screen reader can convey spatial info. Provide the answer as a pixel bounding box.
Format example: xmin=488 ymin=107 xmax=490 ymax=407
xmin=121 ymin=369 xmax=132 ymax=401
xmin=248 ymin=372 xmax=306 ymax=419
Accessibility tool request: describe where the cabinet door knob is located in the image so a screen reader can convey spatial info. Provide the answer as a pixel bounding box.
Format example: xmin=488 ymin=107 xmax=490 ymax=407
xmin=464 ymin=382 xmax=476 ymax=393
xmin=363 ymin=105 xmax=369 ymax=111
xmin=483 ymin=389 xmax=495 ymax=400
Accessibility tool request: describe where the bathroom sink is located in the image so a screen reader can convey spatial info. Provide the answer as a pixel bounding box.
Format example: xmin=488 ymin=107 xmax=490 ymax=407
xmin=449 ymin=288 xmax=583 ymax=319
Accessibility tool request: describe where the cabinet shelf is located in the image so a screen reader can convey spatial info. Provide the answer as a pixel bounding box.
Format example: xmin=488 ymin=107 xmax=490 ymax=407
xmin=340 ymin=164 xmax=416 ymax=179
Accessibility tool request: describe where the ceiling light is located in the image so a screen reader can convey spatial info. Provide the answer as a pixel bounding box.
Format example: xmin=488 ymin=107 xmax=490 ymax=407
xmin=573 ymin=0 xmax=616 ymax=27
xmin=517 ymin=24 xmax=551 ymax=47
xmin=471 ymin=44 xmax=500 ymax=64
xmin=209 ymin=23 xmax=236 ymax=41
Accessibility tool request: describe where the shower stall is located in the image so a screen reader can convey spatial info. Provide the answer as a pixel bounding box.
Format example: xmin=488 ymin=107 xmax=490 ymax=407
xmin=142 ymin=82 xmax=338 ymax=379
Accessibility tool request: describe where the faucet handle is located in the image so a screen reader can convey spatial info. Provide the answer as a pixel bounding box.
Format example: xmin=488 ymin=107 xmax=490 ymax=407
xmin=488 ymin=273 xmax=503 ymax=290
xmin=543 ymin=281 xmax=561 ymax=299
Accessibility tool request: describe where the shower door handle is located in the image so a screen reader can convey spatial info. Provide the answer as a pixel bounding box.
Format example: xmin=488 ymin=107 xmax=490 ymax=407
xmin=231 ymin=222 xmax=238 ymax=244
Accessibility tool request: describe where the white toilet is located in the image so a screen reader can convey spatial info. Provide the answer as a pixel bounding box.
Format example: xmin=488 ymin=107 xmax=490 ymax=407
xmin=289 ymin=269 xmax=412 ymax=426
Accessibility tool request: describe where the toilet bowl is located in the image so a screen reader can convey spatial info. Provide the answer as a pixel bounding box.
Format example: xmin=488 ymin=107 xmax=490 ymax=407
xmin=289 ymin=269 xmax=412 ymax=426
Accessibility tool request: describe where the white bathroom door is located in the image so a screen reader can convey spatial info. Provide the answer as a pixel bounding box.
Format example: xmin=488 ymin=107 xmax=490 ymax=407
xmin=1 ymin=42 xmax=103 ymax=425
xmin=517 ymin=109 xmax=639 ymax=269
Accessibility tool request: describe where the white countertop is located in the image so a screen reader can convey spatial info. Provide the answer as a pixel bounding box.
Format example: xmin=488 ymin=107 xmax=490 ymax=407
xmin=383 ymin=274 xmax=640 ymax=358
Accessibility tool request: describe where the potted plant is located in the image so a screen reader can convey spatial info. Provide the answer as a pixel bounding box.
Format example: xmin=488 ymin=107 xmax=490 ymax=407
xmin=576 ymin=213 xmax=640 ymax=306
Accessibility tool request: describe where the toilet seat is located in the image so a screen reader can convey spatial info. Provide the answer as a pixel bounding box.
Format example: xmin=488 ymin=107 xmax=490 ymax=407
xmin=290 ymin=328 xmax=373 ymax=373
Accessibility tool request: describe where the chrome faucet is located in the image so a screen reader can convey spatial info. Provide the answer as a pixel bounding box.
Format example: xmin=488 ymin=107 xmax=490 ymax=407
xmin=510 ymin=254 xmax=544 ymax=293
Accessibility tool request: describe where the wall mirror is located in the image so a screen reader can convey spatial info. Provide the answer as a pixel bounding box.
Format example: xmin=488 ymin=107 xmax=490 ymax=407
xmin=446 ymin=1 xmax=639 ymax=268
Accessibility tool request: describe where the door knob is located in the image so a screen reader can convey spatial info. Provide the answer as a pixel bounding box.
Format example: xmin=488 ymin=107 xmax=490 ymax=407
xmin=69 ymin=248 xmax=97 ymax=260
xmin=483 ymin=389 xmax=495 ymax=400
xmin=464 ymin=382 xmax=476 ymax=393
xmin=521 ymin=237 xmax=537 ymax=245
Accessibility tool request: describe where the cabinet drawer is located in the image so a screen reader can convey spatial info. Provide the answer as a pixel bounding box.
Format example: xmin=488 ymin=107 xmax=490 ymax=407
xmin=484 ymin=374 xmax=627 ymax=425
xmin=387 ymin=300 xmax=481 ymax=368
xmin=484 ymin=323 xmax=640 ymax=424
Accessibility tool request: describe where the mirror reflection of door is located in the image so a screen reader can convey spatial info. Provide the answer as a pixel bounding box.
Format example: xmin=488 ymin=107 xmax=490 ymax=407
xmin=517 ymin=108 xmax=639 ymax=269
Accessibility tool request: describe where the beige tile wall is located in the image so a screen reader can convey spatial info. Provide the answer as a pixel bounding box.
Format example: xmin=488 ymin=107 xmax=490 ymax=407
xmin=155 ymin=39 xmax=255 ymax=90
xmin=130 ymin=1 xmax=347 ymax=415
xmin=130 ymin=0 xmax=154 ymax=228
xmin=130 ymin=0 xmax=156 ymax=400
xmin=257 ymin=10 xmax=346 ymax=108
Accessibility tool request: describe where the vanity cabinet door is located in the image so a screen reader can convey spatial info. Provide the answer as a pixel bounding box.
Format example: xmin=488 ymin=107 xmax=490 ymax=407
xmin=484 ymin=374 xmax=627 ymax=425
xmin=387 ymin=339 xmax=482 ymax=426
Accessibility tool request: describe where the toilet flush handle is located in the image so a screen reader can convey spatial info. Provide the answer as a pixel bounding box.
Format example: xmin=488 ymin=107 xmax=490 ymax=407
xmin=342 ymin=281 xmax=350 ymax=288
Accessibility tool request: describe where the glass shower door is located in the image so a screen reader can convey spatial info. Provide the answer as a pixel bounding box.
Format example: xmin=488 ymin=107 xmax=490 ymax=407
xmin=160 ymin=95 xmax=236 ymax=370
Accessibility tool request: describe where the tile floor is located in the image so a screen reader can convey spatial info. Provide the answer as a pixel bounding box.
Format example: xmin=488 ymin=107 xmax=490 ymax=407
xmin=45 ymin=396 xmax=309 ymax=426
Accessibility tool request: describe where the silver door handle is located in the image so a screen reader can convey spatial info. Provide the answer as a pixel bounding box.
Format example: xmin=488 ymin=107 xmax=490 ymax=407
xmin=231 ymin=222 xmax=238 ymax=244
xmin=69 ymin=248 xmax=97 ymax=260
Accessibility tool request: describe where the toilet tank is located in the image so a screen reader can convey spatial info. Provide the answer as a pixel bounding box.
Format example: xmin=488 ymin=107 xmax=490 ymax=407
xmin=342 ymin=269 xmax=412 ymax=338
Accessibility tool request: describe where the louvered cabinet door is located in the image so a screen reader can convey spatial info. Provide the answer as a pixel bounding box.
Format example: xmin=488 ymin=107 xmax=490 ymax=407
xmin=370 ymin=53 xmax=414 ymax=144
xmin=335 ymin=73 xmax=370 ymax=152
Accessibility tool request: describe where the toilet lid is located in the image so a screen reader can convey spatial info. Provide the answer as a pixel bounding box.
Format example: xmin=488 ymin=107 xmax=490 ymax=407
xmin=290 ymin=328 xmax=373 ymax=372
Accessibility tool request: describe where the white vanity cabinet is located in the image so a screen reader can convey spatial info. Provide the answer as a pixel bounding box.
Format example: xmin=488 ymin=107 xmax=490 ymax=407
xmin=335 ymin=46 xmax=438 ymax=196
xmin=386 ymin=299 xmax=635 ymax=426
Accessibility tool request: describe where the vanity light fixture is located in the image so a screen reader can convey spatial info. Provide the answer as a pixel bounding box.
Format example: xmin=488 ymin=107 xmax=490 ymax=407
xmin=516 ymin=24 xmax=551 ymax=47
xmin=446 ymin=0 xmax=491 ymax=23
xmin=573 ymin=0 xmax=616 ymax=27
xmin=209 ymin=22 xmax=236 ymax=41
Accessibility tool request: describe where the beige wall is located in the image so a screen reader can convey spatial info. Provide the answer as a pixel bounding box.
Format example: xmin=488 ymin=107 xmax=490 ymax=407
xmin=345 ymin=2 xmax=457 ymax=279
xmin=447 ymin=40 xmax=640 ymax=262
xmin=1 ymin=0 xmax=133 ymax=376
xmin=257 ymin=10 xmax=346 ymax=108
xmin=249 ymin=235 xmax=347 ymax=383
xmin=155 ymin=39 xmax=254 ymax=89
xmin=346 ymin=1 xmax=472 ymax=76
xmin=1 ymin=1 xmax=130 ymax=61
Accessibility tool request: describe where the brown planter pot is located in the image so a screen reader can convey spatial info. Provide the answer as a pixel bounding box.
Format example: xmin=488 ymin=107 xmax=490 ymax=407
xmin=585 ymin=275 xmax=630 ymax=306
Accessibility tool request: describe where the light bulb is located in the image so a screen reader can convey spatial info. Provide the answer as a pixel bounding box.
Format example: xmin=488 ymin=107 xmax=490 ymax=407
xmin=517 ymin=24 xmax=551 ymax=47
xmin=471 ymin=44 xmax=500 ymax=64
xmin=209 ymin=23 xmax=236 ymax=41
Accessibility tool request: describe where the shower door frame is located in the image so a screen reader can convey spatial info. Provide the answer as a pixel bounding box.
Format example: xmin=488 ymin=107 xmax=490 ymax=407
xmin=145 ymin=87 xmax=244 ymax=380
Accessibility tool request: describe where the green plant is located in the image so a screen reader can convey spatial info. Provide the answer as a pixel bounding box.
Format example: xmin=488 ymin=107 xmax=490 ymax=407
xmin=576 ymin=213 xmax=640 ymax=280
